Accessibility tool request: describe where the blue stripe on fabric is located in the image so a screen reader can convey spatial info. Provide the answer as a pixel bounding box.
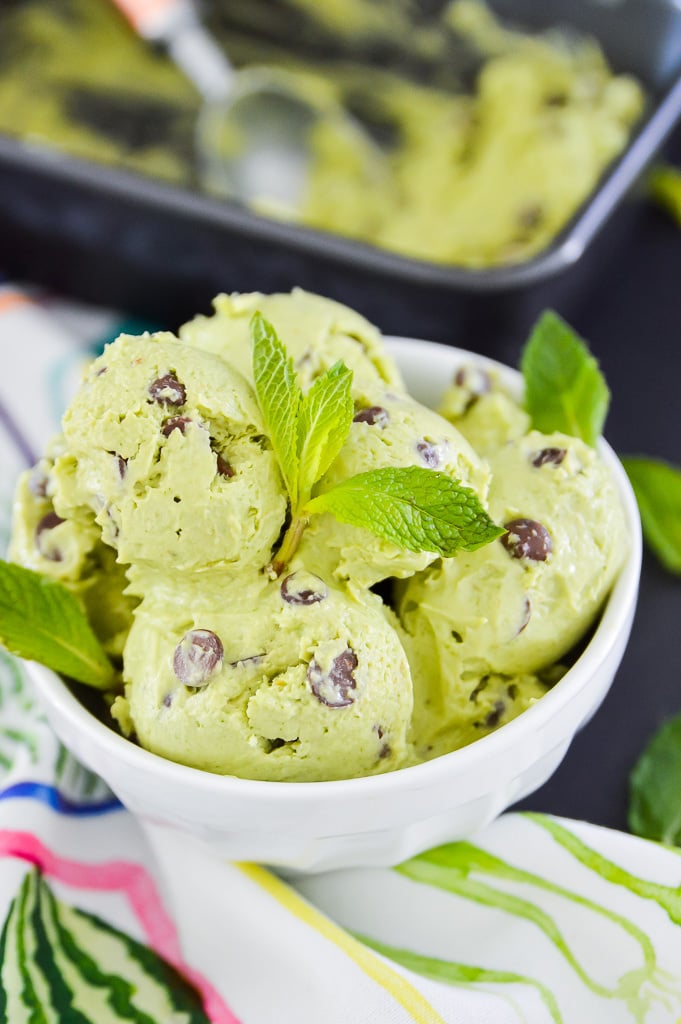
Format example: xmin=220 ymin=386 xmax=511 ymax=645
xmin=0 ymin=782 xmax=122 ymax=816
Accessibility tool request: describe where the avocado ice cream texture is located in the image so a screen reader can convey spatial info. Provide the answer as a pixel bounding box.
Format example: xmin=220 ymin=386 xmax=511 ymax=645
xmin=122 ymin=574 xmax=411 ymax=781
xmin=57 ymin=330 xmax=286 ymax=581
xmin=9 ymin=290 xmax=628 ymax=781
xmin=299 ymin=387 xmax=490 ymax=587
xmin=0 ymin=0 xmax=644 ymax=268
xmin=179 ymin=288 xmax=404 ymax=395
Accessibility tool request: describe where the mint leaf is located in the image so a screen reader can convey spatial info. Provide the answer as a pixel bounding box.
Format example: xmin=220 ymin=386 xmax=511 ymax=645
xmin=629 ymin=712 xmax=681 ymax=845
xmin=251 ymin=313 xmax=301 ymax=506
xmin=297 ymin=360 xmax=354 ymax=505
xmin=0 ymin=561 xmax=113 ymax=689
xmin=650 ymin=164 xmax=681 ymax=227
xmin=622 ymin=456 xmax=681 ymax=574
xmin=305 ymin=466 xmax=503 ymax=556
xmin=520 ymin=311 xmax=610 ymax=446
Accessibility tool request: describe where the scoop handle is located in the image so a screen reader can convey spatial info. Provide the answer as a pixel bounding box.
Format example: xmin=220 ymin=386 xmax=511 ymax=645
xmin=110 ymin=0 xmax=234 ymax=101
xmin=111 ymin=0 xmax=191 ymax=39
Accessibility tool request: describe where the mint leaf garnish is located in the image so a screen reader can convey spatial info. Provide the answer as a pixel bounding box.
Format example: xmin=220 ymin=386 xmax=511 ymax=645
xmin=0 ymin=561 xmax=114 ymax=689
xmin=251 ymin=312 xmax=301 ymax=506
xmin=650 ymin=164 xmax=681 ymax=227
xmin=250 ymin=316 xmax=502 ymax=574
xmin=305 ymin=466 xmax=504 ymax=557
xmin=297 ymin=360 xmax=354 ymax=506
xmin=520 ymin=311 xmax=610 ymax=447
xmin=629 ymin=712 xmax=681 ymax=845
xmin=622 ymin=456 xmax=681 ymax=574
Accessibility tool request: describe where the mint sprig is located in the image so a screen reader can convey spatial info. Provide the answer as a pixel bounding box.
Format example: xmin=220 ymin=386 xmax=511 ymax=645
xmin=622 ymin=456 xmax=681 ymax=575
xmin=306 ymin=466 xmax=503 ymax=556
xmin=251 ymin=313 xmax=502 ymax=574
xmin=520 ymin=311 xmax=610 ymax=447
xmin=629 ymin=711 xmax=681 ymax=845
xmin=297 ymin=360 xmax=354 ymax=506
xmin=252 ymin=313 xmax=301 ymax=506
xmin=0 ymin=561 xmax=114 ymax=689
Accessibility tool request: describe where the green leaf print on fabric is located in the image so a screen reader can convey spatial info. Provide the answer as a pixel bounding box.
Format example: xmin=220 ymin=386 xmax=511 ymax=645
xmin=529 ymin=814 xmax=681 ymax=927
xmin=0 ymin=650 xmax=43 ymax=778
xmin=53 ymin=744 xmax=112 ymax=805
xmin=396 ymin=821 xmax=679 ymax=1022
xmin=355 ymin=934 xmax=563 ymax=1024
xmin=0 ymin=869 xmax=210 ymax=1023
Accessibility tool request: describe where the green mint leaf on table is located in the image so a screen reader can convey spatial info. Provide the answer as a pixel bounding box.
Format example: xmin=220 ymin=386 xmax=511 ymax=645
xmin=621 ymin=456 xmax=681 ymax=574
xmin=297 ymin=360 xmax=354 ymax=505
xmin=0 ymin=561 xmax=114 ymax=689
xmin=305 ymin=466 xmax=504 ymax=557
xmin=520 ymin=310 xmax=610 ymax=447
xmin=251 ymin=312 xmax=301 ymax=506
xmin=650 ymin=164 xmax=681 ymax=227
xmin=629 ymin=712 xmax=681 ymax=845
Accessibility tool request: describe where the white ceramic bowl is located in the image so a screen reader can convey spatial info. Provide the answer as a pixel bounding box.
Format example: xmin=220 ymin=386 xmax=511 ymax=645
xmin=26 ymin=338 xmax=641 ymax=873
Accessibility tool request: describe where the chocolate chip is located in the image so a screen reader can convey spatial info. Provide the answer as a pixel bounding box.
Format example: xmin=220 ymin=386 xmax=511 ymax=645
xmin=308 ymin=647 xmax=358 ymax=708
xmin=115 ymin=454 xmax=128 ymax=478
xmin=148 ymin=372 xmax=186 ymax=407
xmin=518 ymin=204 xmax=544 ymax=231
xmin=532 ymin=447 xmax=566 ymax=468
xmin=483 ymin=700 xmax=506 ymax=729
xmin=173 ymin=629 xmax=224 ymax=687
xmin=374 ymin=723 xmax=391 ymax=757
xmin=416 ymin=440 xmax=440 ymax=467
xmin=501 ymin=519 xmax=553 ymax=562
xmin=353 ymin=406 xmax=389 ymax=427
xmin=216 ymin=452 xmax=235 ymax=478
xmin=95 ymin=366 xmax=108 ymax=377
xmin=469 ymin=676 xmax=489 ymax=703
xmin=454 ymin=366 xmax=490 ymax=396
xmin=228 ymin=653 xmax=265 ymax=668
xmin=35 ymin=512 xmax=66 ymax=562
xmin=162 ymin=692 xmax=174 ymax=708
xmin=518 ymin=596 xmax=531 ymax=635
xmin=161 ymin=416 xmax=192 ymax=437
xmin=281 ymin=571 xmax=328 ymax=606
xmin=106 ymin=507 xmax=121 ymax=540
xmin=265 ymin=737 xmax=288 ymax=752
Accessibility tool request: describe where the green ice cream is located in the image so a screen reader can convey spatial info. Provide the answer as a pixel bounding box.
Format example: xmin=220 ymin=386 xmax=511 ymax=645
xmin=438 ymin=362 xmax=530 ymax=456
xmin=118 ymin=573 xmax=411 ymax=781
xmin=9 ymin=445 xmax=135 ymax=659
xmin=0 ymin=0 xmax=644 ymax=268
xmin=59 ymin=331 xmax=287 ymax=580
xmin=300 ymin=387 xmax=490 ymax=587
xmin=8 ymin=289 xmax=628 ymax=781
xmin=397 ymin=429 xmax=627 ymax=755
xmin=179 ymin=288 xmax=404 ymax=395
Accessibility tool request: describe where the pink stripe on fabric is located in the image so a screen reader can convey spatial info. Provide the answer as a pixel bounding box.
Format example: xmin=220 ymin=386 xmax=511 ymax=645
xmin=0 ymin=830 xmax=241 ymax=1024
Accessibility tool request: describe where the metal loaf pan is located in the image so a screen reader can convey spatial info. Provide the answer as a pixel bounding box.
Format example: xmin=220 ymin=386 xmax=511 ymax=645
xmin=1 ymin=0 xmax=680 ymax=349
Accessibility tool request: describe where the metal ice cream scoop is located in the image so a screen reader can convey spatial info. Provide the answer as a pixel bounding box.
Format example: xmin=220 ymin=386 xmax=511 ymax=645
xmin=112 ymin=0 xmax=385 ymax=213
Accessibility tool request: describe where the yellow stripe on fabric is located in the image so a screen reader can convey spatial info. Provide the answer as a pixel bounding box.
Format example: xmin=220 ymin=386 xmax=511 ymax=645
xmin=236 ymin=863 xmax=446 ymax=1024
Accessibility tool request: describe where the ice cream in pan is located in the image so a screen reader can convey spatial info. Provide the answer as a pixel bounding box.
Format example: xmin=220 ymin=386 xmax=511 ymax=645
xmin=9 ymin=290 xmax=627 ymax=781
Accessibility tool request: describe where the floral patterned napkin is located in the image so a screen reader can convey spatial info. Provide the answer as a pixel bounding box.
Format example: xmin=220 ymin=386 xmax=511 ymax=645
xmin=0 ymin=282 xmax=680 ymax=1024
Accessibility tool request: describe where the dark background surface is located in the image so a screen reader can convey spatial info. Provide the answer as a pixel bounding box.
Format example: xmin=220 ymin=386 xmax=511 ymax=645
xmin=2 ymin=119 xmax=680 ymax=834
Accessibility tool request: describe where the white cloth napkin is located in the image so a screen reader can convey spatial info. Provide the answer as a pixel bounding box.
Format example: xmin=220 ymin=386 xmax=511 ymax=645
xmin=0 ymin=283 xmax=680 ymax=1024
